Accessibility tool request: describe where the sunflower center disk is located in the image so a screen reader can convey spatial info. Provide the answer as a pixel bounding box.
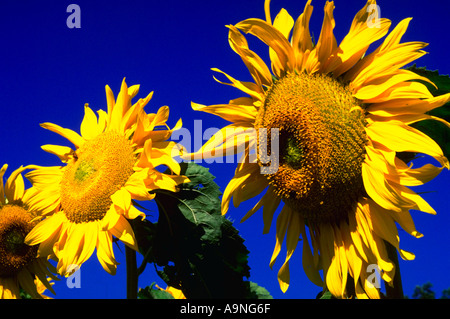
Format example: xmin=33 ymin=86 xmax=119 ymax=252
xmin=0 ymin=205 xmax=38 ymax=276
xmin=60 ymin=131 xmax=136 ymax=223
xmin=255 ymin=73 xmax=367 ymax=224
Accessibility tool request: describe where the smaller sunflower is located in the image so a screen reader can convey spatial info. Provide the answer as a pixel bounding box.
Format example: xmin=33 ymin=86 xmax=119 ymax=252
xmin=0 ymin=164 xmax=57 ymax=299
xmin=24 ymin=79 xmax=188 ymax=276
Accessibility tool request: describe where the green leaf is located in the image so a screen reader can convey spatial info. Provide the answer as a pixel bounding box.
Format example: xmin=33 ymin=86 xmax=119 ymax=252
xmin=317 ymin=291 xmax=334 ymax=299
xmin=138 ymin=283 xmax=175 ymax=299
xmin=20 ymin=288 xmax=33 ymax=299
xmin=246 ymin=282 xmax=273 ymax=299
xmin=132 ymin=162 xmax=258 ymax=299
xmin=411 ymin=282 xmax=436 ymax=299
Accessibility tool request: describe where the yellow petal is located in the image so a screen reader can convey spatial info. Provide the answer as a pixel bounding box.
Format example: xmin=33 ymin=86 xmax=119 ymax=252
xmin=325 ymin=2 xmax=391 ymax=76
xmin=124 ymin=204 xmax=146 ymax=221
xmin=271 ymin=8 xmax=295 ymax=76
xmin=25 ymin=212 xmax=65 ymax=246
xmin=0 ymin=164 xmax=7 ymax=205
xmin=262 ymin=187 xmax=281 ymax=234
xmin=191 ymin=100 xmax=257 ymax=124
xmin=221 ymin=163 xmax=260 ymax=215
xmin=291 ymin=0 xmax=313 ymax=72
xmin=41 ymin=144 xmax=74 ymax=163
xmin=96 ymin=230 xmax=118 ymax=275
xmin=350 ymin=42 xmax=427 ymax=91
xmin=108 ymin=78 xmax=130 ymax=132
xmin=353 ymin=70 xmax=434 ymax=100
xmin=264 ymin=0 xmax=272 ymax=24
xmin=362 ymin=81 xmax=433 ymax=104
xmin=386 ymin=208 xmax=423 ymax=239
xmin=269 ymin=205 xmax=291 ymax=269
xmin=105 ymin=85 xmax=115 ymax=117
xmin=368 ymin=93 xmax=450 ymax=116
xmin=212 ymin=68 xmax=264 ymax=101
xmin=182 ymin=122 xmax=256 ymax=162
xmin=40 ymin=122 xmax=84 ymax=149
xmin=366 ymin=121 xmax=449 ymax=168
xmin=128 ymin=84 xmax=140 ymax=99
xmin=235 ymin=18 xmax=295 ymax=76
xmin=4 ymin=165 xmax=26 ymax=203
xmin=365 ymin=199 xmax=415 ymax=260
xmin=232 ymin=168 xmax=268 ymax=209
xmin=80 ymin=104 xmax=100 ymax=140
xmin=307 ymin=1 xmax=336 ymax=74
xmin=124 ymin=169 xmax=155 ymax=201
xmin=25 ymin=165 xmax=63 ymax=189
xmin=355 ymin=201 xmax=394 ymax=274
xmin=300 ymin=223 xmax=323 ymax=287
xmin=101 ymin=205 xmax=121 ymax=231
xmin=362 ymin=147 xmax=412 ymax=212
xmin=278 ymin=211 xmax=302 ymax=292
xmin=121 ymin=91 xmax=153 ymax=133
xmin=240 ymin=184 xmax=274 ymax=224
xmin=109 ymin=215 xmax=138 ymax=250
xmin=227 ymin=25 xmax=273 ymax=87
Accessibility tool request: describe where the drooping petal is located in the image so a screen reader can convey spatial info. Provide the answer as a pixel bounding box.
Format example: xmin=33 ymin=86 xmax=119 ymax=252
xmin=40 ymin=122 xmax=84 ymax=149
xmin=221 ymin=162 xmax=261 ymax=215
xmin=191 ymin=99 xmax=257 ymax=124
xmin=366 ymin=120 xmax=449 ymax=168
xmin=269 ymin=205 xmax=291 ymax=269
xmin=41 ymin=145 xmax=75 ymax=163
xmin=96 ymin=229 xmax=118 ymax=275
xmin=235 ymin=18 xmax=295 ymax=76
xmin=278 ymin=210 xmax=302 ymax=292
xmin=109 ymin=215 xmax=138 ymax=250
xmin=228 ymin=25 xmax=273 ymax=87
xmin=212 ymin=68 xmax=265 ymax=101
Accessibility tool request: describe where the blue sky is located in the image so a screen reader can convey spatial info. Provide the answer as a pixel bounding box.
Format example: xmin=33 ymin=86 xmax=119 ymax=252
xmin=0 ymin=0 xmax=449 ymax=299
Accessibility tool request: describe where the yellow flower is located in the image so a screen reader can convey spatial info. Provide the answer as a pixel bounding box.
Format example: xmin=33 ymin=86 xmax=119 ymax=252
xmin=25 ymin=79 xmax=188 ymax=276
xmin=187 ymin=0 xmax=450 ymax=298
xmin=0 ymin=165 xmax=57 ymax=299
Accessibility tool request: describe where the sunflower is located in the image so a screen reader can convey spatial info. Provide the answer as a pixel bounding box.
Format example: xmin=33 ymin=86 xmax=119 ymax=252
xmin=0 ymin=164 xmax=57 ymax=299
xmin=24 ymin=79 xmax=188 ymax=277
xmin=187 ymin=0 xmax=450 ymax=298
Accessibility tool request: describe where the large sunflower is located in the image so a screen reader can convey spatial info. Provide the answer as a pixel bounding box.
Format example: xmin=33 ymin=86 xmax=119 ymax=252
xmin=187 ymin=0 xmax=450 ymax=298
xmin=25 ymin=79 xmax=188 ymax=276
xmin=0 ymin=165 xmax=57 ymax=299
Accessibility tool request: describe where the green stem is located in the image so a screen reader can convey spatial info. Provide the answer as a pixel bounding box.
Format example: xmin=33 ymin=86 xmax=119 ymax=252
xmin=125 ymin=245 xmax=138 ymax=299
xmin=384 ymin=241 xmax=404 ymax=299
